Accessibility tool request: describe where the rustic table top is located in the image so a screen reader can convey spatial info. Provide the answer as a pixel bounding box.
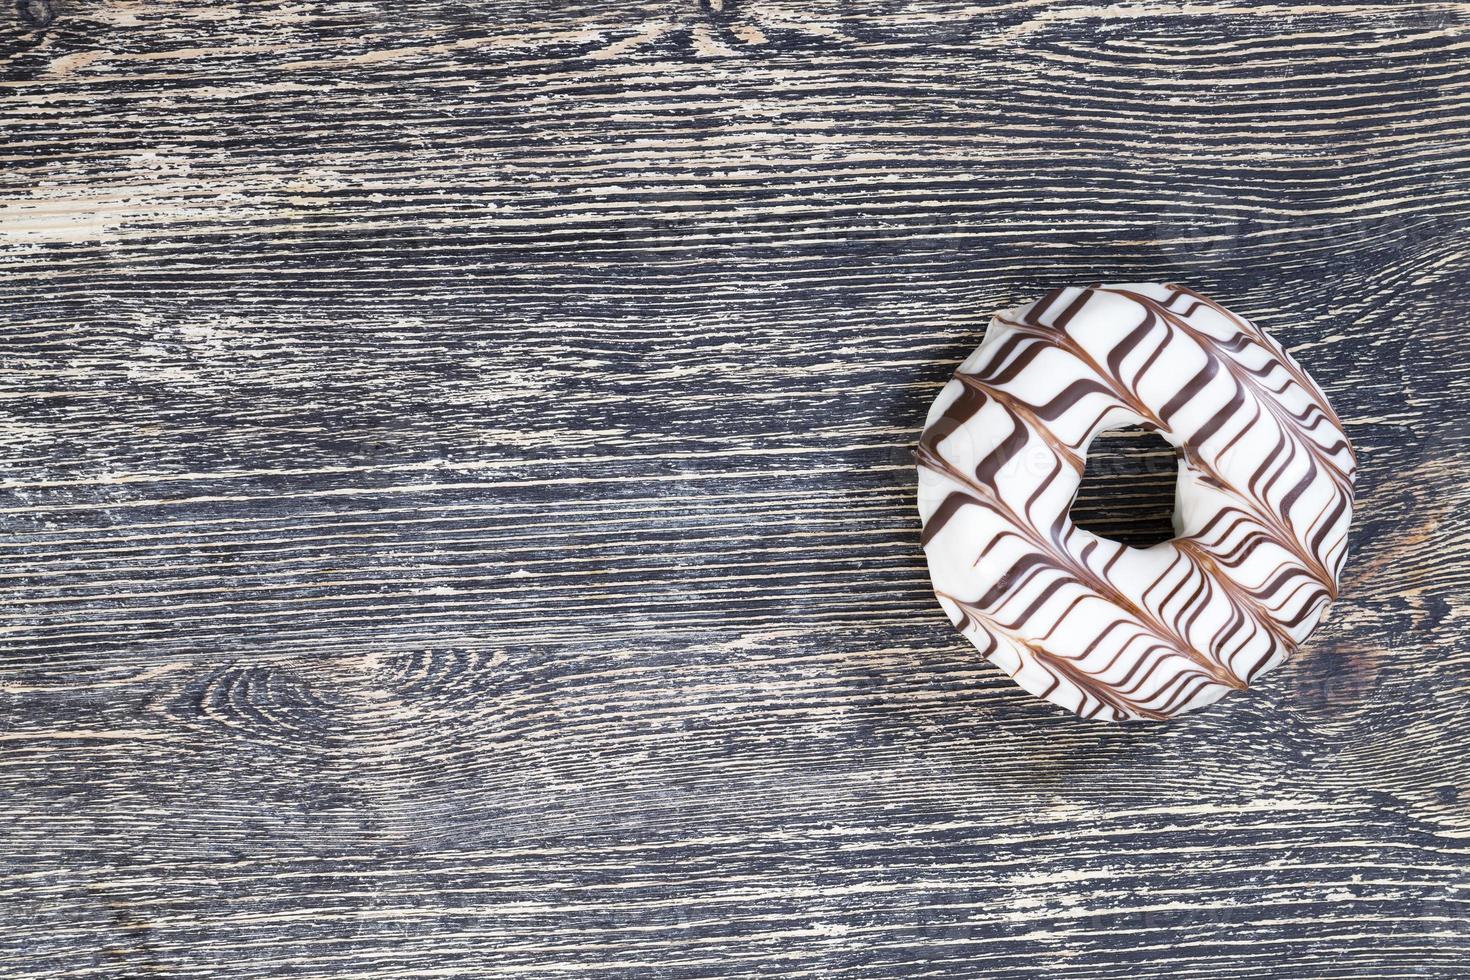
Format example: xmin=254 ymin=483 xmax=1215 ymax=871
xmin=2 ymin=1 xmax=1467 ymax=977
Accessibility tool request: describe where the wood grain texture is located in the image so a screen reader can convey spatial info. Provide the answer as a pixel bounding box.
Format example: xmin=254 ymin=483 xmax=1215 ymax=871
xmin=1 ymin=0 xmax=1467 ymax=976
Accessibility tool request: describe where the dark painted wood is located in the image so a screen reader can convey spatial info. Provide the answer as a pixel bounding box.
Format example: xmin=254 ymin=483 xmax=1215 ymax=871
xmin=0 ymin=0 xmax=1467 ymax=977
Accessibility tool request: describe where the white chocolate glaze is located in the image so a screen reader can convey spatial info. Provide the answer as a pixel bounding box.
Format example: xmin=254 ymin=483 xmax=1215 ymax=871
xmin=916 ymin=284 xmax=1356 ymax=721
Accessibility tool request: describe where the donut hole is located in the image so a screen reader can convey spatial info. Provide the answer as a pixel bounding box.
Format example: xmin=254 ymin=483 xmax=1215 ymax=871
xmin=1069 ymin=426 xmax=1180 ymax=548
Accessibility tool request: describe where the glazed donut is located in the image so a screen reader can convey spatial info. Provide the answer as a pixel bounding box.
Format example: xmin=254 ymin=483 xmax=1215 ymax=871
xmin=915 ymin=284 xmax=1356 ymax=721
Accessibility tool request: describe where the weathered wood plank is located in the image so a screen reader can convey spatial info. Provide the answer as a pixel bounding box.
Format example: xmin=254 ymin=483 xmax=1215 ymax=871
xmin=1 ymin=0 xmax=1467 ymax=976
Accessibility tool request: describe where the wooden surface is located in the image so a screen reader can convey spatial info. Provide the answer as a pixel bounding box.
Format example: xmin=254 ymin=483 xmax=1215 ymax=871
xmin=2 ymin=1 xmax=1468 ymax=976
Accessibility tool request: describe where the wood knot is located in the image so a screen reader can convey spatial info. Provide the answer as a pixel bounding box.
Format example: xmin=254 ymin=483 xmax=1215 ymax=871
xmin=172 ymin=664 xmax=337 ymax=753
xmin=699 ymin=0 xmax=738 ymax=25
xmin=17 ymin=0 xmax=56 ymax=28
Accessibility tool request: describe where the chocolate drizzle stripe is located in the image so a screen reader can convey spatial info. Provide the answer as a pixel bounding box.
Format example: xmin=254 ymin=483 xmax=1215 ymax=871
xmin=953 ymin=375 xmax=1086 ymax=474
xmin=1166 ymin=283 xmax=1358 ymax=467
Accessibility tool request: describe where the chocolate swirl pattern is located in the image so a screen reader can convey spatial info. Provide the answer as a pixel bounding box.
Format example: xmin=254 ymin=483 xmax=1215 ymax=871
xmin=916 ymin=284 xmax=1356 ymax=721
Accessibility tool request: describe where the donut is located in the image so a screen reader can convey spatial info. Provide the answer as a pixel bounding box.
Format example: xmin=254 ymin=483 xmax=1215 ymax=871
xmin=915 ymin=284 xmax=1356 ymax=721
